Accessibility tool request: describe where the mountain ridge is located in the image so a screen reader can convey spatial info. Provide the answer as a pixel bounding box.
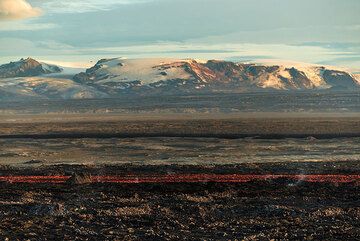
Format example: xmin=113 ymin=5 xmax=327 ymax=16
xmin=0 ymin=57 xmax=358 ymax=100
xmin=73 ymin=58 xmax=359 ymax=94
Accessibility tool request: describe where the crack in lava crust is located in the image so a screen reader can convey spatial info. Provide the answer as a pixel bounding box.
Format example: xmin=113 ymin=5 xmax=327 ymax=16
xmin=0 ymin=174 xmax=359 ymax=184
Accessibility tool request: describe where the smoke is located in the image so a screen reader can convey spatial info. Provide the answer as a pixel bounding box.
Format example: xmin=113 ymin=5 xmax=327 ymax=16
xmin=0 ymin=0 xmax=41 ymax=21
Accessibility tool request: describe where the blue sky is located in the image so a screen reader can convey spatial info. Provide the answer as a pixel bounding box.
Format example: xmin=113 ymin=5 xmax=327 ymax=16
xmin=0 ymin=0 xmax=359 ymax=71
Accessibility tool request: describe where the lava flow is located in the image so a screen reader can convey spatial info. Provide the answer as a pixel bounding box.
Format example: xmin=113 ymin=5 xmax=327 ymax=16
xmin=0 ymin=174 xmax=359 ymax=184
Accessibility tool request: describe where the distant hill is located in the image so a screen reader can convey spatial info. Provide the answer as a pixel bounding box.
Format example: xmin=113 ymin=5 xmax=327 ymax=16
xmin=0 ymin=58 xmax=62 ymax=78
xmin=0 ymin=58 xmax=105 ymax=100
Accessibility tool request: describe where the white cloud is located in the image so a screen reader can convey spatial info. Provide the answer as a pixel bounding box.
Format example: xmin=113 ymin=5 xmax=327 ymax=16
xmin=39 ymin=0 xmax=152 ymax=13
xmin=89 ymin=42 xmax=333 ymax=62
xmin=0 ymin=0 xmax=41 ymax=20
xmin=0 ymin=38 xmax=77 ymax=57
xmin=0 ymin=22 xmax=56 ymax=31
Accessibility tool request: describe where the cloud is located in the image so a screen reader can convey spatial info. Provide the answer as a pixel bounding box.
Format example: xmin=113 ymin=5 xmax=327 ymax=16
xmin=0 ymin=22 xmax=56 ymax=31
xmin=0 ymin=0 xmax=41 ymax=20
xmin=77 ymin=42 xmax=336 ymax=64
xmin=39 ymin=0 xmax=152 ymax=13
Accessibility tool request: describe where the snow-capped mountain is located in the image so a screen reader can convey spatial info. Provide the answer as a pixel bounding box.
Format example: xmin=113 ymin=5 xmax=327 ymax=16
xmin=0 ymin=58 xmax=106 ymax=100
xmin=0 ymin=58 xmax=63 ymax=78
xmin=73 ymin=58 xmax=360 ymax=95
xmin=0 ymin=57 xmax=358 ymax=100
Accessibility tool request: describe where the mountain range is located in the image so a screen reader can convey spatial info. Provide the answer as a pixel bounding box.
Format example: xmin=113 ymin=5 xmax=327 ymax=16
xmin=0 ymin=57 xmax=358 ymax=100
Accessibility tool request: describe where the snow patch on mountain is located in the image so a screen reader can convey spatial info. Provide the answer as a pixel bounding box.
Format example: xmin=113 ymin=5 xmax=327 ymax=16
xmin=0 ymin=77 xmax=107 ymax=99
xmin=352 ymin=74 xmax=360 ymax=84
xmin=87 ymin=58 xmax=193 ymax=85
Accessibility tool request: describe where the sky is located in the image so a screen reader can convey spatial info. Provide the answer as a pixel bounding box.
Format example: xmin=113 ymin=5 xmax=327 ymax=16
xmin=0 ymin=0 xmax=359 ymax=71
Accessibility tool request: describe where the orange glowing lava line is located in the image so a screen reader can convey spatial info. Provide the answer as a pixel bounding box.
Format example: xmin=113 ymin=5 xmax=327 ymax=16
xmin=0 ymin=174 xmax=359 ymax=184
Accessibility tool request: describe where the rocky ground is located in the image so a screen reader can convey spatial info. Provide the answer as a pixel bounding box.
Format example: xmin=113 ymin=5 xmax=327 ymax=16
xmin=0 ymin=163 xmax=359 ymax=240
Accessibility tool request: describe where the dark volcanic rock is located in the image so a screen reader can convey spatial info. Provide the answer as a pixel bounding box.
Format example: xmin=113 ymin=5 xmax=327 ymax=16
xmin=0 ymin=168 xmax=359 ymax=240
xmin=24 ymin=160 xmax=44 ymax=165
xmin=66 ymin=173 xmax=92 ymax=185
